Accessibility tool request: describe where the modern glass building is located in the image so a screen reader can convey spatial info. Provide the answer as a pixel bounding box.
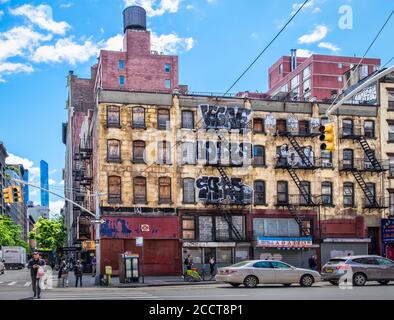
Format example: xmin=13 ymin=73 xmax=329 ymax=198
xmin=40 ymin=160 xmax=49 ymax=207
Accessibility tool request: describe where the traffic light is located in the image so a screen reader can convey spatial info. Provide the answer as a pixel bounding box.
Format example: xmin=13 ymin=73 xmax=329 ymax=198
xmin=320 ymin=123 xmax=336 ymax=152
xmin=11 ymin=186 xmax=22 ymax=203
xmin=2 ymin=187 xmax=13 ymax=204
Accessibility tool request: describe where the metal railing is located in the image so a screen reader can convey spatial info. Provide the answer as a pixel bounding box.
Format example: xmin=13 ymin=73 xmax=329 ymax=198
xmin=275 ymin=157 xmax=334 ymax=169
xmin=339 ymin=125 xmax=375 ymax=139
xmin=275 ymin=194 xmax=322 ymax=207
xmin=363 ymin=197 xmax=389 ymax=209
xmin=339 ymin=159 xmax=389 ymax=172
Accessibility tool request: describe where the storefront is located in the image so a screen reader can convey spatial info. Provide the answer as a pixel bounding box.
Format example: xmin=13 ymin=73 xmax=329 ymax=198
xmin=320 ymin=238 xmax=371 ymax=265
xmin=99 ymin=216 xmax=181 ymax=276
xmin=382 ymin=219 xmax=394 ymax=260
xmin=254 ymin=237 xmax=318 ymax=268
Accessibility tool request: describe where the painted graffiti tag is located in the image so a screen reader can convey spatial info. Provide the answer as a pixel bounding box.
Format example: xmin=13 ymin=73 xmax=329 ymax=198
xmin=199 ymin=104 xmax=252 ymax=130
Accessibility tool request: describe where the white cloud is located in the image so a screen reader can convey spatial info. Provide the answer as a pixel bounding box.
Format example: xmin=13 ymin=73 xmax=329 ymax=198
xmin=48 ymin=179 xmax=56 ymax=185
xmin=10 ymin=4 xmax=71 ymax=35
xmin=291 ymin=0 xmax=321 ymax=15
xmin=49 ymin=200 xmax=64 ymax=216
xmin=296 ymin=49 xmax=314 ymax=58
xmin=318 ymin=42 xmax=340 ymax=52
xmin=6 ymin=154 xmax=34 ymax=170
xmin=151 ymin=32 xmax=194 ymax=54
xmin=0 ymin=11 xmax=4 ymax=18
xmin=0 ymin=62 xmax=34 ymax=82
xmin=60 ymin=3 xmax=73 ymax=9
xmin=102 ymin=34 xmax=123 ymax=51
xmin=0 ymin=26 xmax=52 ymax=61
xmin=124 ymin=0 xmax=181 ymax=17
xmin=298 ymin=25 xmax=328 ymax=44
xmin=31 ymin=38 xmax=99 ymax=64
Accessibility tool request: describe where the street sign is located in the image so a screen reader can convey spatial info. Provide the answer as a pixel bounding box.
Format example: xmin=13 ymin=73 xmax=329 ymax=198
xmin=91 ymin=219 xmax=106 ymax=224
xmin=136 ymin=237 xmax=144 ymax=247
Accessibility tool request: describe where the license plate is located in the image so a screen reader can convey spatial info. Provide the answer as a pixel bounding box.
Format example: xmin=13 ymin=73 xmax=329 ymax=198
xmin=326 ymin=268 xmax=333 ymax=273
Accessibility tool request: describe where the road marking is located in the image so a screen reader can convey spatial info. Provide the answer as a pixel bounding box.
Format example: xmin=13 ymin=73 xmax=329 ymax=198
xmin=7 ymin=282 xmax=17 ymax=286
xmin=24 ymin=282 xmax=31 ymax=287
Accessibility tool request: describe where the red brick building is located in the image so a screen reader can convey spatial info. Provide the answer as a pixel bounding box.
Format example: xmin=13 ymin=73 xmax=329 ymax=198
xmin=266 ymin=51 xmax=381 ymax=101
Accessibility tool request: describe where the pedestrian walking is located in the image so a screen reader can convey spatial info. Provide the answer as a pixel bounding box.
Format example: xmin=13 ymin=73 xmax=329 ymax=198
xmin=27 ymin=252 xmax=45 ymax=299
xmin=74 ymin=260 xmax=83 ymax=287
xmin=209 ymin=257 xmax=216 ymax=280
xmin=308 ymin=255 xmax=318 ymax=271
xmin=59 ymin=259 xmax=69 ymax=287
xmin=91 ymin=255 xmax=97 ymax=277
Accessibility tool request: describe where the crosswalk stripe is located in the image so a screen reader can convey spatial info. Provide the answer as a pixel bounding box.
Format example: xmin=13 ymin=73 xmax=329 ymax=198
xmin=24 ymin=282 xmax=31 ymax=286
xmin=7 ymin=282 xmax=17 ymax=286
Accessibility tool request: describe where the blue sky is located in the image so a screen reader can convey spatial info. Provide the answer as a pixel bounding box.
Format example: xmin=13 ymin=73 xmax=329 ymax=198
xmin=0 ymin=0 xmax=393 ymax=215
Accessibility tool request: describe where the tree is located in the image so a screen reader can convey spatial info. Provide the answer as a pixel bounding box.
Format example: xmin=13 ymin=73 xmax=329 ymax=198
xmin=29 ymin=216 xmax=66 ymax=252
xmin=0 ymin=215 xmax=28 ymax=249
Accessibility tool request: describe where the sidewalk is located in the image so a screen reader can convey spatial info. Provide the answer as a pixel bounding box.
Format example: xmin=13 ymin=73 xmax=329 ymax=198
xmin=52 ymin=273 xmax=217 ymax=288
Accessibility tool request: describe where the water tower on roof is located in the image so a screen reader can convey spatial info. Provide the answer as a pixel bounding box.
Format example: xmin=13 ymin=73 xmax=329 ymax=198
xmin=123 ymin=6 xmax=147 ymax=33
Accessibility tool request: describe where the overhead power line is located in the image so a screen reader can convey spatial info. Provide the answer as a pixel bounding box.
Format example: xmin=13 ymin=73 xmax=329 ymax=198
xmin=224 ymin=0 xmax=311 ymax=95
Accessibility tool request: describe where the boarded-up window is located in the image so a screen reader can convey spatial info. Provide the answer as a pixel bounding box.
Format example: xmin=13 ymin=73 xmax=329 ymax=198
xmin=133 ymin=177 xmax=146 ymax=204
xmin=158 ymin=177 xmax=171 ymax=204
xmin=215 ymin=216 xmax=229 ymax=241
xmin=182 ymin=217 xmax=195 ymax=240
xmin=253 ymin=118 xmax=264 ymax=133
xmin=182 ymin=111 xmax=194 ymax=129
xmin=108 ymin=176 xmax=121 ymax=203
xmin=132 ymin=107 xmax=145 ymax=128
xmin=183 ymin=178 xmax=195 ymax=204
xmin=107 ymin=106 xmax=120 ymax=127
xmin=199 ymin=216 xmax=213 ymax=241
xmin=133 ymin=141 xmax=145 ymax=163
xmin=253 ymin=218 xmax=300 ymax=238
xmin=158 ymin=141 xmax=171 ymax=164
xmin=107 ymin=140 xmax=121 ymax=162
xmin=158 ymin=109 xmax=170 ymax=129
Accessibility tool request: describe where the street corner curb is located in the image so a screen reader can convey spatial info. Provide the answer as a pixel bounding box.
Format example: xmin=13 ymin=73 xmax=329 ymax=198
xmin=112 ymin=281 xmax=219 ymax=288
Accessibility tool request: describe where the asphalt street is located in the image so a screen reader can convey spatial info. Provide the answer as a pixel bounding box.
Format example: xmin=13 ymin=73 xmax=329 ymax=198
xmin=1 ymin=270 xmax=394 ymax=300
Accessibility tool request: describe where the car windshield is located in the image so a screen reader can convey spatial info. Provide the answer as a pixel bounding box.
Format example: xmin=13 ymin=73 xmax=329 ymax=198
xmin=327 ymin=259 xmax=347 ymax=265
xmin=229 ymin=261 xmax=250 ymax=268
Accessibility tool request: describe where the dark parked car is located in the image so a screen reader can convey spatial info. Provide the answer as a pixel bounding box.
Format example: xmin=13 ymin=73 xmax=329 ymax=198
xmin=321 ymin=255 xmax=394 ymax=286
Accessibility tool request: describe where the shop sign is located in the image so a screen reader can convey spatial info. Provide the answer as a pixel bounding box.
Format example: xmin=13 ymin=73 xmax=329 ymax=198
xmin=82 ymin=241 xmax=96 ymax=250
xmin=136 ymin=237 xmax=144 ymax=247
xmin=141 ymin=224 xmax=150 ymax=232
xmin=382 ymin=219 xmax=394 ymax=243
xmin=257 ymin=237 xmax=313 ymax=248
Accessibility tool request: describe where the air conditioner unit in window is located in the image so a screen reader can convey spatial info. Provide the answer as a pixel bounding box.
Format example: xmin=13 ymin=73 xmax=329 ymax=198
xmin=322 ymin=162 xmax=333 ymax=168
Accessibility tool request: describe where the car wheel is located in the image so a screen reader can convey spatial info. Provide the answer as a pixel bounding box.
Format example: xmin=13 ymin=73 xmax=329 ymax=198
xmin=378 ymin=280 xmax=390 ymax=285
xmin=353 ymin=273 xmax=367 ymax=287
xmin=243 ymin=276 xmax=259 ymax=288
xmin=230 ymin=283 xmax=240 ymax=288
xmin=283 ymin=284 xmax=292 ymax=287
xmin=329 ymin=280 xmax=339 ymax=286
xmin=300 ymin=275 xmax=314 ymax=287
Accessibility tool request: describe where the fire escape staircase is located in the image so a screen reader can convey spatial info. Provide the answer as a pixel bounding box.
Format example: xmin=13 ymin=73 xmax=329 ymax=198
xmin=352 ymin=171 xmax=380 ymax=208
xmin=357 ymin=136 xmax=383 ymax=172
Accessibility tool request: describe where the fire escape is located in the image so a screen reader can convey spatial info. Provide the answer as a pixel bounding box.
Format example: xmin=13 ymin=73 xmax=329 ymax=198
xmin=339 ymin=126 xmax=388 ymax=209
xmin=275 ymin=124 xmax=320 ymax=236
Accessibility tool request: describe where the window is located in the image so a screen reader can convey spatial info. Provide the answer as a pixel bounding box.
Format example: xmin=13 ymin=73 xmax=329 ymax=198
xmin=388 ymin=122 xmax=394 ymax=141
xmin=278 ymin=63 xmax=283 ymax=75
xmin=343 ymin=183 xmax=355 ymax=207
xmin=119 ymin=60 xmax=125 ymax=70
xmin=253 ymin=218 xmax=300 ymax=238
xmin=389 ymin=155 xmax=394 ymax=177
xmin=119 ymin=76 xmax=125 ymax=86
xmin=342 ymin=119 xmax=354 ymax=136
xmin=181 ymin=111 xmax=194 ymax=129
xmin=303 ymin=79 xmax=311 ymax=93
xmin=388 ymin=90 xmax=394 ymax=110
xmin=364 ymin=120 xmax=375 ymax=138
xmin=215 ymin=216 xmax=230 ymax=241
xmin=253 ymin=118 xmax=264 ymax=133
xmin=298 ymin=120 xmax=310 ymax=135
xmin=158 ymin=177 xmax=171 ymax=204
xmin=133 ymin=141 xmax=145 ymax=163
xmin=158 ymin=109 xmax=170 ymax=130
xmin=299 ymin=181 xmax=311 ymax=205
xmin=321 ymin=151 xmax=333 ymax=168
xmin=132 ymin=107 xmax=145 ymax=128
xmin=165 ymin=63 xmax=171 ymax=73
xmin=254 ymin=181 xmax=266 ymax=205
xmin=276 ymin=119 xmax=287 ymax=134
xmin=359 ymin=65 xmax=369 ymax=80
xmin=365 ymin=183 xmax=376 ymax=207
xmin=277 ymin=181 xmax=288 ymax=205
xmin=390 ymin=192 xmax=394 ymax=216
xmin=199 ymin=216 xmax=213 ymax=241
xmin=107 ymin=139 xmax=121 ymax=162
xmin=182 ymin=217 xmax=195 ymax=240
xmin=253 ymin=146 xmax=265 ymax=166
xmin=108 ymin=176 xmax=121 ymax=203
xmin=322 ymin=182 xmax=333 ymax=205
xmin=217 ymin=248 xmax=232 ymax=264
xmin=343 ymin=149 xmax=354 ymax=169
xmin=181 ymin=142 xmax=196 ymax=165
xmin=107 ymin=106 xmax=120 ymax=127
xmin=158 ymin=141 xmax=171 ymax=164
xmin=303 ymin=66 xmax=311 ymax=80
xmin=291 ymin=75 xmax=299 ymax=89
xmin=364 ymin=150 xmax=375 ymax=170
xmin=183 ymin=178 xmax=195 ymax=204
xmin=377 ymin=258 xmax=394 ymax=266
xmin=338 ymin=76 xmax=343 ymax=82
xmin=165 ymin=79 xmax=171 ymax=89
xmin=253 ymin=261 xmax=273 ymax=269
xmin=271 ymin=261 xmax=292 ymax=269
xmin=338 ymin=63 xmax=343 ymax=69
xmin=133 ymin=177 xmax=147 ymax=204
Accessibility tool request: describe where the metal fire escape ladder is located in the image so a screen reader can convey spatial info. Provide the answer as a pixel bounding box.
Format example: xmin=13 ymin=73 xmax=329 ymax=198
xmin=286 ymin=203 xmax=310 ymax=236
xmin=285 ymin=133 xmax=314 ymax=168
xmin=356 ymin=136 xmax=382 ymax=171
xmin=214 ymin=135 xmax=243 ymax=241
xmin=352 ymin=171 xmax=380 ymax=208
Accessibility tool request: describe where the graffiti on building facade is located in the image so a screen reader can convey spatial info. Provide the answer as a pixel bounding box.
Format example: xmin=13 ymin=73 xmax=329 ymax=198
xmin=276 ymin=144 xmax=315 ymax=167
xmin=199 ymin=104 xmax=252 ymax=130
xmin=196 ymin=176 xmax=253 ymax=204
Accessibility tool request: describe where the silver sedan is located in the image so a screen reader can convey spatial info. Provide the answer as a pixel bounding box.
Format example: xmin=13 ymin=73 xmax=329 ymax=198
xmin=215 ymin=260 xmax=321 ymax=288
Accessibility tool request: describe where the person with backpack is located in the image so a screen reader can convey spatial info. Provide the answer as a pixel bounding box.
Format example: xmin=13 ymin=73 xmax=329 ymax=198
xmin=27 ymin=252 xmax=45 ymax=299
xmin=74 ymin=260 xmax=83 ymax=287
